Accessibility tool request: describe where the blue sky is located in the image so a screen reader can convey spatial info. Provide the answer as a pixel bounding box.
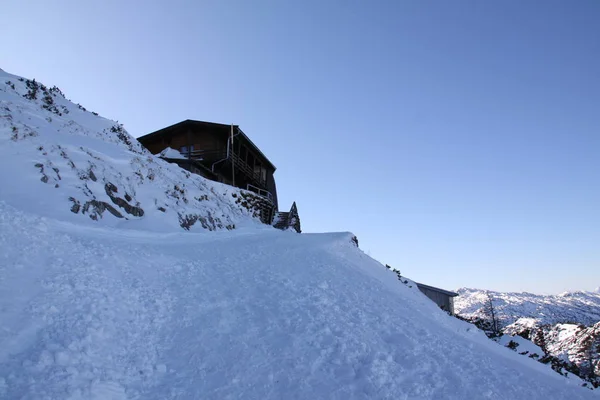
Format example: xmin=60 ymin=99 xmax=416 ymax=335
xmin=3 ymin=0 xmax=599 ymax=293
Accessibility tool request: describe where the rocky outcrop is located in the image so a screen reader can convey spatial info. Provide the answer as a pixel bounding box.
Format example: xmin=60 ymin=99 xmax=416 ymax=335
xmin=1 ymin=69 xmax=265 ymax=231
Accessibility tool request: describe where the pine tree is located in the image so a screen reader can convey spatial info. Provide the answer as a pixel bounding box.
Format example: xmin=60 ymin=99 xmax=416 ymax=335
xmin=584 ymin=334 xmax=600 ymax=380
xmin=483 ymin=292 xmax=501 ymax=337
xmin=533 ymin=328 xmax=548 ymax=355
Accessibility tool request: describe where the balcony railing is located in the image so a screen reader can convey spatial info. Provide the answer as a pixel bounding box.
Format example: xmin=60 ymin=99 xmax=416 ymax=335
xmin=182 ymin=149 xmax=224 ymax=160
xmin=182 ymin=149 xmax=267 ymax=187
xmin=246 ymin=184 xmax=273 ymax=203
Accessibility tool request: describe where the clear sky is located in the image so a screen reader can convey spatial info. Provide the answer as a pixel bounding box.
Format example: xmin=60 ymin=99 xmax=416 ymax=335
xmin=2 ymin=0 xmax=599 ymax=294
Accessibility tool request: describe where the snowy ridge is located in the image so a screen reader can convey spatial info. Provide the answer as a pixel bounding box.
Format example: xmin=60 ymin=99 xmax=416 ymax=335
xmin=0 ymin=69 xmax=265 ymax=232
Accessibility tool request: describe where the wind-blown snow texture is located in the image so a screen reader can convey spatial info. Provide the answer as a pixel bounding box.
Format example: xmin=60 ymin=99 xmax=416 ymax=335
xmin=1 ymin=70 xmax=597 ymax=398
xmin=1 ymin=203 xmax=596 ymax=399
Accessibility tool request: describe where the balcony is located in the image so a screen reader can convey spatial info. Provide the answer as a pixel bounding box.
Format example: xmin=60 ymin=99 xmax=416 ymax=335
xmin=183 ymin=149 xmax=267 ymax=188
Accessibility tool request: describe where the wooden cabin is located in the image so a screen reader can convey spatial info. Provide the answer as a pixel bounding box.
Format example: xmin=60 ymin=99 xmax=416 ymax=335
xmin=416 ymin=283 xmax=458 ymax=314
xmin=137 ymin=120 xmax=278 ymax=210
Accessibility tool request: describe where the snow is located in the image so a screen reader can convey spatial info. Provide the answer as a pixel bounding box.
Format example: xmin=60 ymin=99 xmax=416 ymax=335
xmin=158 ymin=147 xmax=188 ymax=160
xmin=456 ymin=287 xmax=600 ymax=327
xmin=0 ymin=202 xmax=597 ymax=399
xmin=0 ymin=69 xmax=264 ymax=233
xmin=1 ymin=69 xmax=598 ymax=398
xmin=543 ymin=322 xmax=600 ymax=368
xmin=555 ymin=324 xmax=581 ymax=342
xmin=498 ymin=335 xmax=545 ymax=357
xmin=456 ymin=288 xmax=600 ymax=384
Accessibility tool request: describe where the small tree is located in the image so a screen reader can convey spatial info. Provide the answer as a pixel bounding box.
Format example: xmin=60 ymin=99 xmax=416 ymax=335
xmin=483 ymin=292 xmax=502 ymax=337
xmin=533 ymin=328 xmax=548 ymax=355
xmin=583 ymin=334 xmax=600 ymax=380
xmin=595 ymin=335 xmax=600 ymax=377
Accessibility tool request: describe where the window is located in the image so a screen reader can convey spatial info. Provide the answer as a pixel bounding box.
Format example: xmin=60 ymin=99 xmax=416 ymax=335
xmin=180 ymin=145 xmax=194 ymax=156
xmin=254 ymin=162 xmax=267 ymax=183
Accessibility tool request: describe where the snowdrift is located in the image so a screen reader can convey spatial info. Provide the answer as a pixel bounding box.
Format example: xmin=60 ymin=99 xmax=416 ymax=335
xmin=0 ymin=203 xmax=595 ymax=399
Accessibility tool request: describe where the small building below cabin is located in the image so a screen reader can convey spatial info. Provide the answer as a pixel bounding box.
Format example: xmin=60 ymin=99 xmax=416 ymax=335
xmin=416 ymin=283 xmax=458 ymax=314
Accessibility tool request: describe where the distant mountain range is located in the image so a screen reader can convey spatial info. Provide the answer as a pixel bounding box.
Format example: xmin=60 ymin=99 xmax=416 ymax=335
xmin=455 ymin=288 xmax=600 ymax=388
xmin=456 ymin=288 xmax=600 ymax=327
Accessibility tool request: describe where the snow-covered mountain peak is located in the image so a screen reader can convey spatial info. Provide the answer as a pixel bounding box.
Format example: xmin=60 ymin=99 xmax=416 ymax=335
xmin=455 ymin=287 xmax=600 ymax=387
xmin=456 ymin=287 xmax=600 ymax=327
xmin=0 ymin=69 xmax=267 ymax=232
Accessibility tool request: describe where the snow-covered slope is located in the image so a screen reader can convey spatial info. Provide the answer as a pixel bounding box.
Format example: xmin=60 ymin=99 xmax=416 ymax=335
xmin=0 ymin=69 xmax=267 ymax=232
xmin=1 ymin=69 xmax=598 ymax=398
xmin=456 ymin=288 xmax=600 ymax=327
xmin=0 ymin=202 xmax=596 ymax=399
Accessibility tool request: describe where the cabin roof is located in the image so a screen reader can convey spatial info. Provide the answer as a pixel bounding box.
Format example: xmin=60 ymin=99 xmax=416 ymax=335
xmin=138 ymin=119 xmax=276 ymax=171
xmin=415 ymin=283 xmax=459 ymax=297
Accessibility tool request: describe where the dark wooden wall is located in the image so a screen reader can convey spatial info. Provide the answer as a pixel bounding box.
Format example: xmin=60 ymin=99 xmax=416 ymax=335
xmin=191 ymin=130 xmax=227 ymax=153
xmin=138 ymin=122 xmax=278 ymax=210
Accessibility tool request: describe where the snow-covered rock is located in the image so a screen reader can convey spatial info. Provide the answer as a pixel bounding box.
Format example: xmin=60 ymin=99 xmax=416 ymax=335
xmin=544 ymin=323 xmax=600 ymax=365
xmin=498 ymin=334 xmax=545 ymax=358
xmin=0 ymin=69 xmax=266 ymax=232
